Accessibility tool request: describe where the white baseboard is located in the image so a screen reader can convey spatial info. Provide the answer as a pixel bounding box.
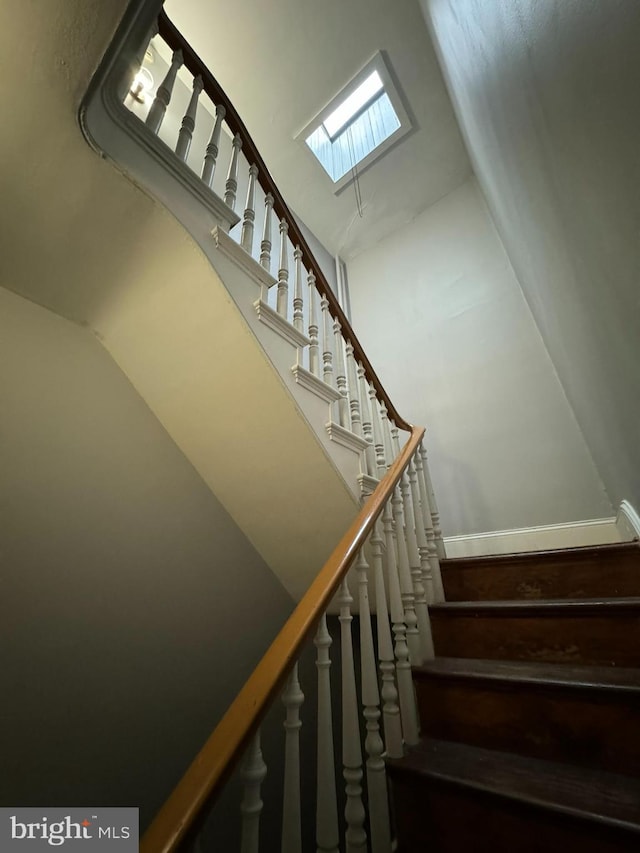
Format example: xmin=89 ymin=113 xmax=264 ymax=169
xmin=443 ymin=517 xmax=621 ymax=558
xmin=616 ymin=500 xmax=640 ymax=541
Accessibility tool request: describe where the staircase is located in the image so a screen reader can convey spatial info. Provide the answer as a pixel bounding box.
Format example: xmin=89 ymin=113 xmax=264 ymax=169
xmin=388 ymin=541 xmax=640 ymax=851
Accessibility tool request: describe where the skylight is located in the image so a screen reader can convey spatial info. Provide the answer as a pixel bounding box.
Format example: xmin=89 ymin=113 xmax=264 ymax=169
xmin=298 ymin=54 xmax=412 ymax=192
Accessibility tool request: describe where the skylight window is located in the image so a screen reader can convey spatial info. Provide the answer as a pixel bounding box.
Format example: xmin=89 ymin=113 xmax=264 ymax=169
xmin=297 ymin=53 xmax=412 ymax=193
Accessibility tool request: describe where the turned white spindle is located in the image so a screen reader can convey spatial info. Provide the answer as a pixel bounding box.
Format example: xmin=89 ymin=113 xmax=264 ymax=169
xmin=314 ymin=615 xmax=339 ymax=853
xmin=337 ymin=578 xmax=367 ymax=853
xmin=307 ymin=273 xmax=320 ymax=377
xmin=400 ymin=473 xmax=434 ymax=661
xmin=382 ymin=500 xmax=419 ymax=745
xmin=409 ymin=456 xmax=436 ymax=605
xmin=292 ymin=246 xmax=304 ymax=333
xmin=355 ymin=551 xmax=392 ymax=853
xmin=358 ymin=365 xmax=376 ymax=478
xmin=276 ymin=219 xmax=290 ymax=318
xmin=146 ymin=48 xmax=183 ymax=134
xmin=281 ymin=663 xmax=304 ymax=853
xmin=333 ymin=321 xmax=350 ymax=428
xmin=241 ymin=164 xmax=259 ymax=254
xmin=421 ymin=443 xmax=446 ymax=560
xmin=391 ymin=485 xmax=422 ymax=666
xmin=415 ymin=448 xmax=445 ymax=602
xmin=380 ymin=404 xmax=395 ymax=468
xmin=346 ymin=346 xmax=363 ymax=438
xmin=201 ymin=103 xmax=226 ymax=187
xmin=369 ymin=389 xmax=387 ymax=478
xmin=260 ymin=192 xmax=274 ymax=273
xmin=224 ymin=133 xmax=242 ymax=210
xmin=240 ymin=730 xmax=267 ymax=853
xmin=321 ymin=295 xmax=334 ymax=386
xmin=370 ymin=522 xmax=403 ymax=759
xmin=175 ymin=74 xmax=203 ymax=162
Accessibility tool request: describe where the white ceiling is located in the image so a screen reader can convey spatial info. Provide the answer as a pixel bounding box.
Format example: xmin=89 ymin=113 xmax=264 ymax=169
xmin=164 ymin=0 xmax=471 ymax=260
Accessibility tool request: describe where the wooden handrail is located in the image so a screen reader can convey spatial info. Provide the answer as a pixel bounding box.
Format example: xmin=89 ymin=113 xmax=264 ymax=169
xmin=140 ymin=425 xmax=423 ymax=853
xmin=156 ymin=9 xmax=411 ymax=432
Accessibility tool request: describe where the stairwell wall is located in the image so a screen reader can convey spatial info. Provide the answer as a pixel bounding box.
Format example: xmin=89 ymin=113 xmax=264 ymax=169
xmin=347 ymin=179 xmax=612 ymax=536
xmin=421 ymin=0 xmax=640 ymax=518
xmin=0 ymin=286 xmax=294 ymax=829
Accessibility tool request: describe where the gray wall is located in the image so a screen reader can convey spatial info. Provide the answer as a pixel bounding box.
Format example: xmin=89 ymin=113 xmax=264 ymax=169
xmin=0 ymin=286 xmax=293 ymax=829
xmin=422 ymin=0 xmax=640 ymax=514
xmin=347 ymin=180 xmax=611 ymax=535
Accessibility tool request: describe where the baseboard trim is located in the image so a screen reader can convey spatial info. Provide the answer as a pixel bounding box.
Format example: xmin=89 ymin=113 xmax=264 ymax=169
xmin=443 ymin=517 xmax=621 ymax=558
xmin=617 ymin=500 xmax=640 ymax=541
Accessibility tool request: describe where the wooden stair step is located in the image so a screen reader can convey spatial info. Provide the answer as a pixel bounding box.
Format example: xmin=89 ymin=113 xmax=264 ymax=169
xmin=441 ymin=542 xmax=640 ymax=602
xmin=413 ymin=658 xmax=640 ymax=775
xmin=430 ymin=597 xmax=640 ymax=666
xmin=387 ymin=739 xmax=640 ymax=852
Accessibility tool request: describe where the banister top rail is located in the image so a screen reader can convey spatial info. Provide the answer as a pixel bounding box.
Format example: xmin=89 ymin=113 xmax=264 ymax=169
xmin=157 ymin=9 xmax=410 ymax=432
xmin=141 ymin=424 xmax=424 ymax=853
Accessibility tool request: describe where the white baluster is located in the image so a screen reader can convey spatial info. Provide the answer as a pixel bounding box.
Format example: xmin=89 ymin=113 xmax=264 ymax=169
xmin=241 ymin=164 xmax=259 ymax=254
xmin=201 ymin=103 xmax=226 ymax=187
xmin=146 ymin=48 xmax=183 ymax=134
xmin=382 ymin=501 xmax=420 ymax=745
xmin=369 ymin=389 xmax=387 ymax=478
xmin=333 ymin=321 xmax=350 ymax=428
xmin=358 ymin=365 xmax=376 ymax=478
xmin=409 ymin=456 xmax=437 ymax=611
xmin=401 ymin=472 xmax=434 ymax=661
xmin=415 ymin=448 xmax=445 ymax=602
xmin=421 ymin=443 xmax=446 ymax=560
xmin=380 ymin=403 xmax=395 ymax=468
xmin=292 ymin=246 xmax=304 ymax=333
xmin=370 ymin=522 xmax=403 ymax=759
xmin=276 ymin=219 xmax=290 ymax=318
xmin=259 ymin=192 xmax=274 ymax=274
xmin=240 ymin=730 xmax=267 ymax=853
xmin=224 ymin=133 xmax=242 ymax=210
xmin=321 ymin=295 xmax=334 ymax=387
xmin=355 ymin=551 xmax=392 ymax=853
xmin=307 ymin=273 xmax=320 ymax=377
xmin=175 ymin=74 xmax=203 ymax=161
xmin=391 ymin=485 xmax=422 ymax=666
xmin=346 ymin=346 xmax=363 ymax=438
xmin=337 ymin=578 xmax=367 ymax=853
xmin=281 ymin=663 xmax=304 ymax=853
xmin=314 ymin=614 xmax=340 ymax=853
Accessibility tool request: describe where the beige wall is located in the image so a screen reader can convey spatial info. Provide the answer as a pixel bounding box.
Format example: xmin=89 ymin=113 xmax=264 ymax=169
xmin=0 ymin=287 xmax=293 ymax=827
xmin=423 ymin=0 xmax=640 ymax=515
xmin=348 ymin=180 xmax=612 ymax=535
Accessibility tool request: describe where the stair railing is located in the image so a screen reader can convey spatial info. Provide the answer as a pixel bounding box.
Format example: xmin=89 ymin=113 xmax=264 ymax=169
xmin=141 ymin=423 xmax=444 ymax=853
xmin=84 ymin=4 xmax=447 ymax=849
xmin=112 ymin=7 xmax=431 ymax=498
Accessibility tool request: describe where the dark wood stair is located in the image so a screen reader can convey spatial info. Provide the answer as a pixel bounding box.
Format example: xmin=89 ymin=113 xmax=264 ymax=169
xmin=387 ymin=541 xmax=640 ymax=851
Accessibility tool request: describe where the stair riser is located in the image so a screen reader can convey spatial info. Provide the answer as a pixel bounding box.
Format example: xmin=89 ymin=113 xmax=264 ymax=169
xmin=431 ymin=613 xmax=640 ymax=666
xmin=390 ymin=776 xmax=639 ymax=853
xmin=443 ymin=553 xmax=640 ymax=601
xmin=415 ymin=677 xmax=640 ymax=776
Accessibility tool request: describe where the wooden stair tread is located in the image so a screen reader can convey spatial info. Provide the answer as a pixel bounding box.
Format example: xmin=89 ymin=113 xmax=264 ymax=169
xmin=414 ymin=657 xmax=640 ymax=692
xmin=387 ymin=738 xmax=640 ymax=832
xmin=430 ymin=596 xmax=640 ymax=616
xmin=441 ymin=541 xmax=640 ymax=568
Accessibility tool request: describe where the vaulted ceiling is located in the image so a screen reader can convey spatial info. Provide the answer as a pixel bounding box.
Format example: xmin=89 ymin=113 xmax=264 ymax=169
xmin=164 ymin=0 xmax=471 ymax=260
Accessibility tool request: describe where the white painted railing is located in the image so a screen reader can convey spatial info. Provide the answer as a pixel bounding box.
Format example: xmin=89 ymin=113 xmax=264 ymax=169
xmin=120 ymin=11 xmax=426 ymax=502
xmin=86 ymin=6 xmax=448 ymax=852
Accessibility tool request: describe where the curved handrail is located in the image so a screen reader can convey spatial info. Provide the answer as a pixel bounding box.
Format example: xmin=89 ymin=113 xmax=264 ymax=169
xmin=140 ymin=424 xmax=423 ymax=853
xmin=157 ymin=9 xmax=411 ymax=432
